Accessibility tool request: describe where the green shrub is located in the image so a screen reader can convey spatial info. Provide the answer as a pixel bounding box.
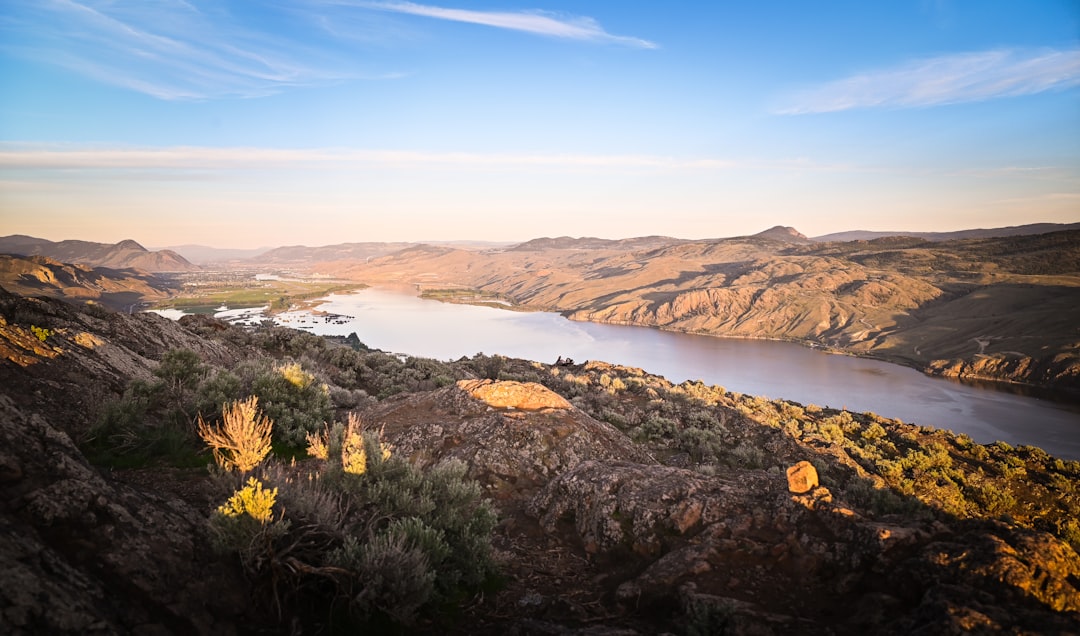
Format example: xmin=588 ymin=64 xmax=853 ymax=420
xmin=155 ymin=348 xmax=206 ymax=420
xmin=251 ymin=361 xmax=333 ymax=448
xmin=84 ymin=379 xmax=205 ymax=468
xmin=195 ymin=369 xmax=242 ymax=418
xmin=330 ymin=533 xmax=436 ymax=624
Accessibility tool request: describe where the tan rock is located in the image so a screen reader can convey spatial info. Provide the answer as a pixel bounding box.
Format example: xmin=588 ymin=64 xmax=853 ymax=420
xmin=786 ymin=460 xmax=819 ymax=494
xmin=457 ymin=379 xmax=572 ymax=411
xmin=73 ymin=332 xmax=104 ymax=349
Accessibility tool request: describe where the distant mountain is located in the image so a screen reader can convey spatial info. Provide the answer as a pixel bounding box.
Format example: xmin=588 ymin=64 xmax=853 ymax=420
xmin=0 ymin=235 xmax=198 ymax=272
xmin=752 ymin=226 xmax=811 ymax=243
xmin=419 ymin=240 xmax=516 ymax=250
xmin=0 ymin=254 xmax=178 ymax=309
xmin=812 ymin=222 xmax=1080 ymax=243
xmin=151 ymin=244 xmax=273 ymax=264
xmin=249 ymin=242 xmax=416 ymax=265
xmin=510 ymin=236 xmax=683 ymax=251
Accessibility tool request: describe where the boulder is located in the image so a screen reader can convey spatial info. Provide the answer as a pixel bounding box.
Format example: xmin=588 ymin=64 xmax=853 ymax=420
xmin=786 ymin=460 xmax=818 ymax=494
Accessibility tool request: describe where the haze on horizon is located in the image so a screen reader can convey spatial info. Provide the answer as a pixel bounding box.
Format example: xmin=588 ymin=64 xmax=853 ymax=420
xmin=1 ymin=1 xmax=1078 ymax=249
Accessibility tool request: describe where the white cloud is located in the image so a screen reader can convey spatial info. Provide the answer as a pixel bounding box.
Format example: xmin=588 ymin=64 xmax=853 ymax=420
xmin=355 ymin=1 xmax=657 ymax=48
xmin=776 ymin=48 xmax=1080 ymax=114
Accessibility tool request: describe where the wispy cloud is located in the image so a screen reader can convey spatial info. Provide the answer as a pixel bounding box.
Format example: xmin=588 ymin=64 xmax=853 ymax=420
xmin=776 ymin=48 xmax=1080 ymax=114
xmin=2 ymin=1 xmax=654 ymax=101
xmin=1 ymin=0 xmax=378 ymax=100
xmin=0 ymin=144 xmax=723 ymax=171
xmin=354 ymin=1 xmax=657 ymax=49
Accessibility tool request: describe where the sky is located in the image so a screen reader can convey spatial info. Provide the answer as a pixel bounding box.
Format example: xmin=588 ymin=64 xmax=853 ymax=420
xmin=1 ymin=1 xmax=1078 ymax=248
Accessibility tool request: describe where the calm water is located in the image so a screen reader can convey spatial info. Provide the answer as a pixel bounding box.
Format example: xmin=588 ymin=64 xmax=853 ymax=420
xmin=215 ymin=287 xmax=1080 ymax=459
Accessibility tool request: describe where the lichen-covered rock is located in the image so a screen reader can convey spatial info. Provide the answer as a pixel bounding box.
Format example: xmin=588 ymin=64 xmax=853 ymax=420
xmin=458 ymin=379 xmax=573 ymax=410
xmin=366 ymin=381 xmax=650 ymax=504
xmin=525 ymin=457 xmax=1080 ymax=634
xmin=528 ymin=461 xmax=785 ymax=558
xmin=0 ymin=395 xmax=243 ymax=634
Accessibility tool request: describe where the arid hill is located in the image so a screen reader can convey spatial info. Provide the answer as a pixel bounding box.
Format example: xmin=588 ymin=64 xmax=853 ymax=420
xmin=509 ymin=235 xmax=685 ymax=251
xmin=1 ymin=287 xmax=1078 ymax=634
xmin=813 ymin=221 xmax=1080 ymax=243
xmin=248 ymin=241 xmax=416 ymax=266
xmin=752 ymin=225 xmax=811 ymax=243
xmin=0 ymin=235 xmax=198 ymax=272
xmin=323 ymin=230 xmax=1080 ymax=391
xmin=0 ymin=254 xmax=179 ymax=310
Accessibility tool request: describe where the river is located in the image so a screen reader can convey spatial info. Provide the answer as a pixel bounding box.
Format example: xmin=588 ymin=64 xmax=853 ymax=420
xmin=209 ymin=287 xmax=1080 ymax=459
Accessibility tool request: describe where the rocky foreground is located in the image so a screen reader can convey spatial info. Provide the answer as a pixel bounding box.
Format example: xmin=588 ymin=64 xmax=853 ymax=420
xmin=1 ymin=287 xmax=1079 ymax=634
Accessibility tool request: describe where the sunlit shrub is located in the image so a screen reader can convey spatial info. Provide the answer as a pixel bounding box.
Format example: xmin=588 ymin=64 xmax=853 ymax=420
xmin=218 ymin=476 xmax=278 ymax=523
xmin=197 ymin=396 xmax=273 ymax=473
xmin=280 ymin=361 xmax=315 ymax=389
xmin=307 ymin=414 xmax=392 ymax=474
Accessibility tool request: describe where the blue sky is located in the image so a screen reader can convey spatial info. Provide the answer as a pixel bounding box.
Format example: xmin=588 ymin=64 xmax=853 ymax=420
xmin=1 ymin=1 xmax=1078 ymax=247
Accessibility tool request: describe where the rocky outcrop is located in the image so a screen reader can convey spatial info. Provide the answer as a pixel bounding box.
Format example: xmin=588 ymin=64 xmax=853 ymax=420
xmin=0 ymin=288 xmax=244 ymax=434
xmin=367 ymin=380 xmax=650 ymax=504
xmin=0 ymin=290 xmax=255 ymax=634
xmin=927 ymin=351 xmax=1080 ymax=391
xmin=524 ymin=458 xmax=1080 ymax=633
xmin=0 ymin=395 xmax=242 ymax=634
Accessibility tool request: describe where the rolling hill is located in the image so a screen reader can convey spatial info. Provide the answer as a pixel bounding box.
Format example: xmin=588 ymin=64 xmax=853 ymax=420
xmin=0 ymin=235 xmax=198 ymax=272
xmin=0 ymin=254 xmax=179 ymax=309
xmin=247 ymin=241 xmax=417 ymax=266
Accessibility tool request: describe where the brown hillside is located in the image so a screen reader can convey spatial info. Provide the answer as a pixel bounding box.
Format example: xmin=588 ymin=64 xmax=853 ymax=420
xmin=322 ymin=231 xmax=1080 ymax=391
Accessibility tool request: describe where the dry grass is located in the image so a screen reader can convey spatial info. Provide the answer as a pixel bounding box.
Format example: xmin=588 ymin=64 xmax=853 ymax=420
xmin=198 ymin=396 xmax=273 ymax=473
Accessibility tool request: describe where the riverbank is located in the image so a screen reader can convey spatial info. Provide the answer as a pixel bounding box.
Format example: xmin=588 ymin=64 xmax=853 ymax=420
xmin=558 ymin=311 xmax=1080 ymax=400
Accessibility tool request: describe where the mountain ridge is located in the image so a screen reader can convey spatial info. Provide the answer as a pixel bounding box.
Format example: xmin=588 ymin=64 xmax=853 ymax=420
xmin=812 ymin=221 xmax=1080 ymax=242
xmin=0 ymin=235 xmax=198 ymax=272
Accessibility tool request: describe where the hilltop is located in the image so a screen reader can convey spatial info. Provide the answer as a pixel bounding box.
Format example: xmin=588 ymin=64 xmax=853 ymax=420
xmin=0 ymin=287 xmax=1078 ymax=634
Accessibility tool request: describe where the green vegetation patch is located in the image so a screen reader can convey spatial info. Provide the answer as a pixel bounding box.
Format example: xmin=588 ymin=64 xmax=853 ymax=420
xmin=154 ymin=277 xmax=364 ymax=314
